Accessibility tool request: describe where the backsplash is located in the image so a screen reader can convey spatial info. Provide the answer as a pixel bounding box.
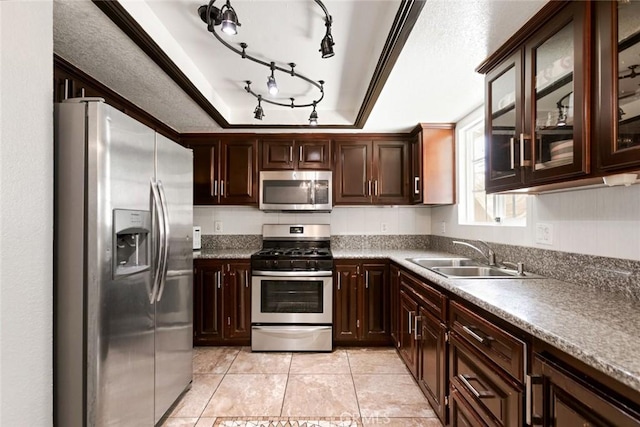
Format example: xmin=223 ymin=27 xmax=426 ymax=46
xmin=193 ymin=205 xmax=432 ymax=236
xmin=431 ymin=236 xmax=640 ymax=300
xmin=331 ymin=235 xmax=430 ymax=250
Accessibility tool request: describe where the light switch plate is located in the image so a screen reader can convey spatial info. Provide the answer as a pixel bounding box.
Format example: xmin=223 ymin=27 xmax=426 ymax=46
xmin=535 ymin=223 xmax=553 ymax=245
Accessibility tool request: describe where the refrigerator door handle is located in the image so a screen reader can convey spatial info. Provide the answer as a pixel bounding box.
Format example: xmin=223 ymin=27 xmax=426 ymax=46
xmin=156 ymin=180 xmax=171 ymax=302
xmin=150 ymin=178 xmax=165 ymax=303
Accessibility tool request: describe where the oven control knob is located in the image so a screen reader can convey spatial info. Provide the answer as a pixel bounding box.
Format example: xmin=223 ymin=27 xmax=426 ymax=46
xmin=310 ymin=260 xmax=318 ymax=270
xmin=273 ymin=260 xmax=278 ymax=267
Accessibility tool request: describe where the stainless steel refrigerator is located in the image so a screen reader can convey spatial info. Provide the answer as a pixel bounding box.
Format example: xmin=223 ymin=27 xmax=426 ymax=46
xmin=55 ymin=98 xmax=193 ymax=426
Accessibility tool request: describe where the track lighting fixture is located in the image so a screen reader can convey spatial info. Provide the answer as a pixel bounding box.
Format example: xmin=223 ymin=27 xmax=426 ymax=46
xmin=320 ymin=17 xmax=335 ymax=59
xmin=198 ymin=0 xmax=335 ymax=125
xmin=309 ymin=102 xmax=319 ymax=126
xmin=254 ymin=95 xmax=265 ymax=120
xmin=267 ymin=63 xmax=279 ymax=96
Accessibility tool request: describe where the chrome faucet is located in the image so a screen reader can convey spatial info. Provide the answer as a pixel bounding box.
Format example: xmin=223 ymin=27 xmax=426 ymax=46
xmin=502 ymin=261 xmax=525 ymax=276
xmin=453 ymin=240 xmax=496 ymax=266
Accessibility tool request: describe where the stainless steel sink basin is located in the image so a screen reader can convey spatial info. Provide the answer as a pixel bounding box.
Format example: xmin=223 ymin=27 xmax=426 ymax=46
xmin=406 ymin=257 xmax=542 ymax=279
xmin=429 ymin=266 xmax=519 ymax=278
xmin=408 ymin=257 xmax=480 ymax=268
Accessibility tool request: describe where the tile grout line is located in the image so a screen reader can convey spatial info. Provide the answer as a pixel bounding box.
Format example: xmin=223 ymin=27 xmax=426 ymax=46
xmin=195 ymin=347 xmax=242 ymax=425
xmin=345 ymin=349 xmax=363 ymax=424
xmin=278 ymin=352 xmax=294 ymax=418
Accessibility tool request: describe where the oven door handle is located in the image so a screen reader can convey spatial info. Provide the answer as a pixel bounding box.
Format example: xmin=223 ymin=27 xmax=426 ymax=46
xmin=251 ymin=270 xmax=333 ymax=277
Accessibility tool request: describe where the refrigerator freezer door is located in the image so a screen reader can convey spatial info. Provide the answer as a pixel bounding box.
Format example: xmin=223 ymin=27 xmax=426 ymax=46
xmin=154 ymin=133 xmax=194 ymax=423
xmin=88 ymin=102 xmax=157 ymax=426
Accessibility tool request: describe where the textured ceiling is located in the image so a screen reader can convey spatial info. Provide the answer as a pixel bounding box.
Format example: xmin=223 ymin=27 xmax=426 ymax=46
xmin=53 ymin=0 xmax=548 ymax=133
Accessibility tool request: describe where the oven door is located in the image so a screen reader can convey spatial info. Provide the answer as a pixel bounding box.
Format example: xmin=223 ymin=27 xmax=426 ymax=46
xmin=251 ymin=271 xmax=332 ymax=324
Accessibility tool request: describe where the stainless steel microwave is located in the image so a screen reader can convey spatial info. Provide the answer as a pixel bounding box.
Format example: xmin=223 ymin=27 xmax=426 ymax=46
xmin=259 ymin=170 xmax=332 ymax=212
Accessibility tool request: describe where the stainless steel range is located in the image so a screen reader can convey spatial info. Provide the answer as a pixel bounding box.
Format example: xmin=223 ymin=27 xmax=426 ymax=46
xmin=251 ymin=224 xmax=333 ymax=352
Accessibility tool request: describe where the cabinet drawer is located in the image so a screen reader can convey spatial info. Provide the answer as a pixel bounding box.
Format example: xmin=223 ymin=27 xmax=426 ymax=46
xmin=400 ymin=271 xmax=446 ymax=320
xmin=450 ymin=388 xmax=491 ymax=427
xmin=450 ymin=301 xmax=525 ymax=382
xmin=450 ymin=333 xmax=522 ymax=427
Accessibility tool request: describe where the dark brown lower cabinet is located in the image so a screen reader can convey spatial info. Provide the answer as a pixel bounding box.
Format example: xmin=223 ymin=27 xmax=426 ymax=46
xmin=451 ymin=387 xmax=490 ymax=427
xmin=418 ymin=306 xmax=447 ymax=423
xmin=193 ymin=259 xmax=251 ymax=345
xmin=397 ymin=270 xmax=448 ymax=425
xmin=531 ymin=353 xmax=640 ymax=427
xmin=390 ymin=264 xmax=400 ymax=347
xmin=333 ymin=260 xmax=390 ymax=345
xmin=450 ymin=332 xmax=522 ymax=427
xmin=398 ymin=288 xmax=419 ymax=377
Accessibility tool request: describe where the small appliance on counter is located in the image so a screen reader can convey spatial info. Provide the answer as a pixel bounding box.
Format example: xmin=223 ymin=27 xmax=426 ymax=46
xmin=193 ymin=226 xmax=201 ymax=250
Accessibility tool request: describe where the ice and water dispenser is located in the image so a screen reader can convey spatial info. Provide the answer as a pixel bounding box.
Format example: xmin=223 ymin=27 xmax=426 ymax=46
xmin=113 ymin=209 xmax=151 ymax=278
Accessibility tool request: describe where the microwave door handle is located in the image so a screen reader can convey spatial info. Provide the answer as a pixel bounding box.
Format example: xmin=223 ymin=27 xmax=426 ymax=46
xmin=310 ymin=180 xmax=315 ymax=205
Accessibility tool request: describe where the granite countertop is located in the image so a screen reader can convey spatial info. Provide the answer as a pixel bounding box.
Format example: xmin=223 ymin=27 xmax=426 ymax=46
xmin=194 ymin=248 xmax=257 ymax=259
xmin=335 ymin=249 xmax=640 ymax=394
xmin=195 ymin=247 xmax=640 ymax=393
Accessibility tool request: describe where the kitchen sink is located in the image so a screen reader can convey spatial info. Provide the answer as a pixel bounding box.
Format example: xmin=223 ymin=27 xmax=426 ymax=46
xmin=429 ymin=266 xmax=519 ymax=278
xmin=408 ymin=257 xmax=481 ymax=268
xmin=406 ymin=257 xmax=542 ymax=279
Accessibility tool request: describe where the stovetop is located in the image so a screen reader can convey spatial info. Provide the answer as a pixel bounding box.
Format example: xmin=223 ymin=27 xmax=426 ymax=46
xmin=252 ymin=247 xmax=332 ymax=258
xmin=251 ymin=242 xmax=333 ymax=272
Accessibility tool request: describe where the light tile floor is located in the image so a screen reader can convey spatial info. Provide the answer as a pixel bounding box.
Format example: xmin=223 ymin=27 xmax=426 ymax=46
xmin=161 ymin=347 xmax=444 ymax=427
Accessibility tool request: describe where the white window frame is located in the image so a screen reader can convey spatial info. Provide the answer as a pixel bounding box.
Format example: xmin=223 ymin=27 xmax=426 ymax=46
xmin=457 ymin=110 xmax=527 ymax=226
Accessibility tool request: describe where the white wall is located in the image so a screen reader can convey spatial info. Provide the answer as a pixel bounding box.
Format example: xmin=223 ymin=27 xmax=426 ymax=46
xmin=430 ymin=184 xmax=640 ymax=261
xmin=0 ymin=1 xmax=53 ymax=424
xmin=194 ymin=206 xmax=432 ymax=235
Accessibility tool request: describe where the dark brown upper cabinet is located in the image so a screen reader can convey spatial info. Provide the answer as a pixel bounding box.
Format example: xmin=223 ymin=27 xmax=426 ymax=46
xmin=185 ymin=135 xmax=258 ymax=205
xmin=596 ymin=1 xmax=640 ymax=171
xmin=411 ymin=124 xmax=456 ymax=204
xmin=481 ymin=1 xmax=592 ymax=193
xmin=334 ymin=139 xmax=410 ymax=205
xmin=261 ymin=139 xmax=331 ymax=170
xmin=525 ymin=1 xmax=591 ymax=185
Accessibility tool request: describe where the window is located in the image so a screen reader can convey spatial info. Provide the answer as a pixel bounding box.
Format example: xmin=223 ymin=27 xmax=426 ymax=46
xmin=458 ymin=112 xmax=527 ymax=225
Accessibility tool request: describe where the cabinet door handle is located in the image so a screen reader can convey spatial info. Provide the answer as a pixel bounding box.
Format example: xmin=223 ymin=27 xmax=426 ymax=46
xmin=509 ymin=137 xmax=515 ymax=170
xmin=414 ymin=315 xmax=421 ymax=340
xmin=337 ymin=274 xmax=341 ymax=290
xmin=462 ymin=325 xmax=493 ymax=346
xmin=299 ymin=146 xmax=303 ymax=162
xmin=216 ymin=271 xmax=221 ymax=289
xmin=414 ymin=177 xmax=420 ymax=195
xmin=227 ymin=316 xmax=231 ymax=326
xmin=374 ymin=180 xmax=379 ymax=196
xmin=526 ymin=374 xmax=544 ymax=426
xmin=356 ymin=319 xmax=360 ymax=329
xmin=520 ymin=133 xmax=530 ymax=167
xmin=245 ymin=271 xmax=249 ymax=287
xmin=214 ymin=180 xmax=219 ymax=196
xmin=408 ymin=311 xmax=413 ymax=334
xmin=459 ymin=374 xmax=495 ymax=399
xmin=220 ymin=180 xmax=225 ymax=197
xmin=367 ymin=180 xmax=372 ymax=196
xmin=289 ymin=146 xmax=293 ymax=163
xmin=365 ymin=271 xmax=369 ymax=289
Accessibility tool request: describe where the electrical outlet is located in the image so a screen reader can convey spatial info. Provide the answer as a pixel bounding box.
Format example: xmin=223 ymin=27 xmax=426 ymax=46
xmin=381 ymin=222 xmax=388 ymax=233
xmin=440 ymin=221 xmax=446 ymax=234
xmin=535 ymin=223 xmax=553 ymax=245
xmin=214 ymin=221 xmax=223 ymax=233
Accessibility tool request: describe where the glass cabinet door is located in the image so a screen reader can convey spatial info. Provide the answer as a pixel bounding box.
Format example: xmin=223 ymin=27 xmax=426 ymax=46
xmin=526 ymin=2 xmax=590 ymax=183
xmin=485 ymin=51 xmax=524 ymax=192
xmin=598 ymin=0 xmax=640 ymax=170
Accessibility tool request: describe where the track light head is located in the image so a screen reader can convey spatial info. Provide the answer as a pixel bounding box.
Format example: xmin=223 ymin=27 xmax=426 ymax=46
xmin=220 ymin=1 xmax=240 ymax=35
xmin=254 ymin=95 xmax=265 ymax=120
xmin=320 ymin=19 xmax=335 ymax=58
xmin=267 ymin=64 xmax=278 ymax=95
xmin=309 ymin=103 xmax=318 ymax=126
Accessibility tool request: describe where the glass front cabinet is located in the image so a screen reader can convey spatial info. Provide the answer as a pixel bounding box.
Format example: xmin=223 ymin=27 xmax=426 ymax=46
xmin=484 ymin=1 xmax=591 ymax=193
xmin=597 ymin=0 xmax=640 ymax=170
